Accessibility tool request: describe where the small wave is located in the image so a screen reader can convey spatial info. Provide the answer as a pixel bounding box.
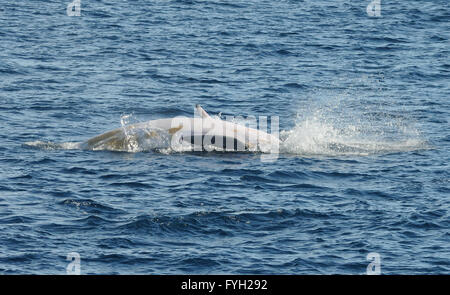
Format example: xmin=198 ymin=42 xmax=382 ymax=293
xmin=109 ymin=182 xmax=154 ymax=189
xmin=180 ymin=257 xmax=220 ymax=269
xmin=59 ymin=199 xmax=123 ymax=215
xmin=118 ymin=208 xmax=333 ymax=237
xmin=0 ymin=216 xmax=35 ymax=224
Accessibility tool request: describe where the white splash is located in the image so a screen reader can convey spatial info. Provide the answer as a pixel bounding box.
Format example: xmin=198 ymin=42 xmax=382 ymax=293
xmin=280 ymin=86 xmax=428 ymax=156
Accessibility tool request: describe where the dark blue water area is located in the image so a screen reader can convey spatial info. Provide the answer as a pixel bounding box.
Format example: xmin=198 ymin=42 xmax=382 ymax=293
xmin=0 ymin=0 xmax=449 ymax=274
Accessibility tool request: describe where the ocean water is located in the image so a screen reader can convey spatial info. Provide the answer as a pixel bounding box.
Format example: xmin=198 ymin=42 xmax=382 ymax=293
xmin=0 ymin=0 xmax=449 ymax=274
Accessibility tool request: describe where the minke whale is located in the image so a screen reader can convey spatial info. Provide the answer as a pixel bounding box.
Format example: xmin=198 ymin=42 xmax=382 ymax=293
xmin=81 ymin=105 xmax=280 ymax=154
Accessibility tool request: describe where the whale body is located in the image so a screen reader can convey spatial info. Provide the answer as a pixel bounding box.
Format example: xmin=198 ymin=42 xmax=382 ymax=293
xmin=81 ymin=105 xmax=280 ymax=153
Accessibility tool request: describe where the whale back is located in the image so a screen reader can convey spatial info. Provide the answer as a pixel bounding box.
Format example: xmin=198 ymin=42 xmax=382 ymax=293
xmin=82 ymin=106 xmax=279 ymax=153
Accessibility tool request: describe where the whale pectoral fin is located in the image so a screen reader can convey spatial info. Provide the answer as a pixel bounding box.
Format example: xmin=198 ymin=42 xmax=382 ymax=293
xmin=168 ymin=123 xmax=183 ymax=134
xmin=195 ymin=104 xmax=211 ymax=119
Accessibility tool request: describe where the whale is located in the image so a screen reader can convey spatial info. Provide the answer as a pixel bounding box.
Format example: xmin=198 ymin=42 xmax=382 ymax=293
xmin=81 ymin=105 xmax=280 ymax=154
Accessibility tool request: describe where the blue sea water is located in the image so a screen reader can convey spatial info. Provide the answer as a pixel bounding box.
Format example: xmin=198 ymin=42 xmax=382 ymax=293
xmin=0 ymin=0 xmax=449 ymax=274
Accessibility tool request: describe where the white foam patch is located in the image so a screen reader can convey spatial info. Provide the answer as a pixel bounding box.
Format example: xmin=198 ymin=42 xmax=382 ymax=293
xmin=280 ymin=115 xmax=427 ymax=156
